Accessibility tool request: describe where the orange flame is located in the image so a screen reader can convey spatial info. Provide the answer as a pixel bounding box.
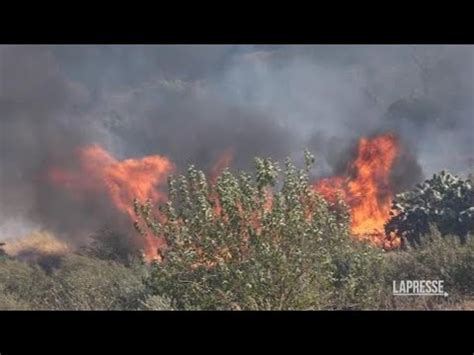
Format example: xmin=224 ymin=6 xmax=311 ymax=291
xmin=313 ymin=133 xmax=400 ymax=249
xmin=48 ymin=144 xmax=174 ymax=261
xmin=210 ymin=148 xmax=235 ymax=183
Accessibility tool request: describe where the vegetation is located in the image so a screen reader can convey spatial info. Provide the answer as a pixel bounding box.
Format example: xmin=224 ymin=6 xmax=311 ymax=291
xmin=134 ymin=153 xmax=386 ymax=310
xmin=79 ymin=228 xmax=142 ymax=266
xmin=386 ymin=171 xmax=473 ymax=246
xmin=381 ymin=227 xmax=474 ymax=309
xmin=0 ymin=252 xmax=149 ymax=310
xmin=386 ymin=228 xmax=474 ymax=296
xmin=0 ymin=155 xmax=472 ymax=310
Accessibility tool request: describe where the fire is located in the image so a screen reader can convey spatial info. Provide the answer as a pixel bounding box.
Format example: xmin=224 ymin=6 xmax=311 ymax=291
xmin=210 ymin=148 xmax=235 ymax=183
xmin=313 ymin=176 xmax=347 ymax=203
xmin=313 ymin=133 xmax=400 ymax=249
xmin=47 ymin=145 xmax=238 ymax=263
xmin=46 ymin=133 xmax=402 ymax=264
xmin=48 ymin=144 xmax=175 ymax=261
xmin=347 ymin=134 xmax=398 ymax=237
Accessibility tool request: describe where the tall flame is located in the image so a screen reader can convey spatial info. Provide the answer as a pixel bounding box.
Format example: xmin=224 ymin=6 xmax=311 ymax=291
xmin=48 ymin=144 xmax=175 ymax=261
xmin=313 ymin=133 xmax=400 ymax=248
xmin=210 ymin=148 xmax=235 ymax=183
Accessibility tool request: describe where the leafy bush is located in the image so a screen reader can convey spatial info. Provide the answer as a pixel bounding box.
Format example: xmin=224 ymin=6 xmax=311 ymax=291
xmin=135 ymin=153 xmax=387 ymax=310
xmin=386 ymin=171 xmax=474 ymax=246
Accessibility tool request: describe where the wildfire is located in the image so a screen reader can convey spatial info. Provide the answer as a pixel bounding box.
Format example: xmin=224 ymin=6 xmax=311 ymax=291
xmin=210 ymin=148 xmax=235 ymax=183
xmin=48 ymin=144 xmax=175 ymax=261
xmin=313 ymin=133 xmax=401 ymax=249
xmin=47 ymin=145 xmax=238 ymax=262
xmin=46 ymin=133 xmax=402 ymax=264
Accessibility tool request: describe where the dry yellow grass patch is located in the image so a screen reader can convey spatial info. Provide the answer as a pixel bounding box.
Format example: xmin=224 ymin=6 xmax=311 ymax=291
xmin=3 ymin=230 xmax=72 ymax=257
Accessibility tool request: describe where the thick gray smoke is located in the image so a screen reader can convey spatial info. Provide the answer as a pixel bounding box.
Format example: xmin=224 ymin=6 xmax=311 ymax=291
xmin=1 ymin=45 xmax=473 ymax=241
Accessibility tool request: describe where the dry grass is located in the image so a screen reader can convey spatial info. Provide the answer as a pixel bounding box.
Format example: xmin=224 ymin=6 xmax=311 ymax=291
xmin=380 ymin=296 xmax=474 ymax=310
xmin=3 ymin=230 xmax=72 ymax=257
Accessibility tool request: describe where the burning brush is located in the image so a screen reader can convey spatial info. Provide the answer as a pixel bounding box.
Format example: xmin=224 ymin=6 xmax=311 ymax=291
xmin=313 ymin=132 xmax=401 ymax=249
xmin=44 ymin=132 xmax=403 ymax=263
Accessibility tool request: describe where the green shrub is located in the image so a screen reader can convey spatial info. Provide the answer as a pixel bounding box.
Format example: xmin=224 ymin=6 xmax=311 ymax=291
xmin=386 ymin=171 xmax=474 ymax=246
xmin=135 ymin=153 xmax=387 ymax=310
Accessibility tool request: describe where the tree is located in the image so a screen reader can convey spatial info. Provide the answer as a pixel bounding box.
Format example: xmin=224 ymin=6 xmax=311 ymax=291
xmin=134 ymin=152 xmax=386 ymax=310
xmin=386 ymin=170 xmax=474 ymax=246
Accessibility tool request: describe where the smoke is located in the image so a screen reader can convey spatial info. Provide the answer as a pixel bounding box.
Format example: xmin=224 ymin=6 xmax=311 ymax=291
xmin=1 ymin=45 xmax=473 ymax=241
xmin=0 ymin=46 xmax=97 ymax=240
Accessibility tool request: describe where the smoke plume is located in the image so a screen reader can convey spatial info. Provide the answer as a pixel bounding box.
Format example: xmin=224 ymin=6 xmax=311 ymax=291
xmin=1 ymin=45 xmax=472 ymax=242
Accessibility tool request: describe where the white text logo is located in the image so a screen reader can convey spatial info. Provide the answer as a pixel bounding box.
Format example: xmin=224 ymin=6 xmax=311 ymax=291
xmin=392 ymin=280 xmax=448 ymax=297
